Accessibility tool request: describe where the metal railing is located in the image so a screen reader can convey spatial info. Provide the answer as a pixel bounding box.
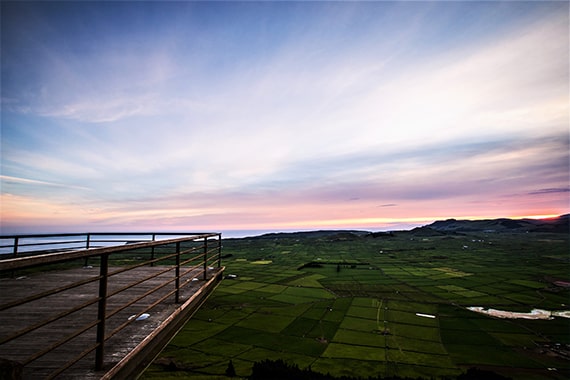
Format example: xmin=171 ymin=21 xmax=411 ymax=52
xmin=0 ymin=232 xmax=222 ymax=379
xmin=0 ymin=232 xmax=219 ymax=258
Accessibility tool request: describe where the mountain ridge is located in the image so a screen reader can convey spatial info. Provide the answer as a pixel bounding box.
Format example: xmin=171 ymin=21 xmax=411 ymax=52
xmin=242 ymin=214 xmax=569 ymax=239
xmin=423 ymin=214 xmax=569 ymax=234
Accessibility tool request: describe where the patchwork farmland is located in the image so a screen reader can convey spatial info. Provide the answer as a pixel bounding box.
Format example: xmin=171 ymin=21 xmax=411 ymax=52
xmin=143 ymin=228 xmax=569 ymax=380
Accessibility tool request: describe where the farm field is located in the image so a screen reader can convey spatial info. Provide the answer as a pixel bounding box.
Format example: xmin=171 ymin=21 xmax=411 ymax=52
xmin=142 ymin=229 xmax=570 ymax=379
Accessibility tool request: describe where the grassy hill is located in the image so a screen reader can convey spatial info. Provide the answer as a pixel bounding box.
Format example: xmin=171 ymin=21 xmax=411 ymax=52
xmin=424 ymin=214 xmax=569 ymax=234
xmin=142 ymin=219 xmax=570 ymax=380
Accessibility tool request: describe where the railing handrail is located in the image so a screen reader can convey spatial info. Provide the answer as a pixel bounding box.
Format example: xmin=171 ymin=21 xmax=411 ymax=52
xmin=0 ymin=232 xmax=218 ymax=239
xmin=0 ymin=233 xmax=220 ymax=271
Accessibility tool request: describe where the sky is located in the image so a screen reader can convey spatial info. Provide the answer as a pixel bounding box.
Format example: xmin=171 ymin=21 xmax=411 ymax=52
xmin=1 ymin=1 xmax=569 ymax=236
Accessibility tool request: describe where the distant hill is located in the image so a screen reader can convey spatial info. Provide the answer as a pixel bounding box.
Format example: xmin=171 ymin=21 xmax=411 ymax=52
xmin=422 ymin=214 xmax=569 ymax=234
xmin=248 ymin=230 xmax=370 ymax=240
xmin=232 ymin=215 xmax=569 ymax=241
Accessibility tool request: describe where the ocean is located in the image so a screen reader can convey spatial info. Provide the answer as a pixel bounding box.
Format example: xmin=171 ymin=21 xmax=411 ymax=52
xmin=0 ymin=226 xmax=408 ymax=255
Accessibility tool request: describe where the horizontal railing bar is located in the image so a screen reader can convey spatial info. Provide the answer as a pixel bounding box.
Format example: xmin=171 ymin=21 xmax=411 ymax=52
xmin=106 ymin=282 xmax=177 ymax=341
xmin=192 ymin=268 xmax=206 ymax=280
xmin=0 ymin=296 xmax=100 ymax=345
xmin=17 ymin=239 xmax=86 ymax=246
xmin=206 ymin=260 xmax=220 ymax=269
xmin=106 ymin=266 xmax=174 ymax=299
xmin=2 ymin=247 xmax=89 ymax=257
xmin=105 ymin=253 xmax=179 ymax=279
xmin=206 ymin=247 xmax=220 ymax=256
xmin=206 ymin=257 xmax=220 ymax=266
xmin=23 ymin=319 xmax=100 ymax=366
xmin=0 ymin=234 xmax=218 ymax=271
xmin=179 ymin=245 xmax=203 ymax=255
xmin=102 ymin=244 xmax=206 ymax=278
xmin=0 ymin=239 xmax=87 ymax=248
xmin=105 ymin=286 xmax=175 ymax=343
xmin=87 ymin=240 xmax=150 ymax=244
xmin=180 ymin=257 xmax=201 ymax=267
xmin=105 ymin=265 xmax=209 ymax=342
xmin=181 ymin=252 xmax=206 ymax=266
xmin=104 ymin=277 xmax=180 ymax=339
xmin=46 ymin=341 xmax=99 ymax=380
xmin=178 ymin=264 xmax=203 ymax=279
xmin=105 ymin=270 xmax=217 ymax=345
xmin=0 ymin=233 xmax=90 ymax=239
xmin=0 ymin=232 xmax=219 ymax=239
xmin=105 ymin=272 xmax=178 ymax=321
xmin=0 ymin=274 xmax=103 ymax=311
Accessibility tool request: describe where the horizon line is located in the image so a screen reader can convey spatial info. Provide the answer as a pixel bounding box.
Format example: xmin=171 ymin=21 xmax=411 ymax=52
xmin=1 ymin=213 xmax=566 ymax=238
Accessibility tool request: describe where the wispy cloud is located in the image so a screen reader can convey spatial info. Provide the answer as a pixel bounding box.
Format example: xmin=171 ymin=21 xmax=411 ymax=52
xmin=0 ymin=175 xmax=90 ymax=191
xmin=529 ymin=188 xmax=570 ymax=195
xmin=1 ymin=1 xmax=567 ymax=233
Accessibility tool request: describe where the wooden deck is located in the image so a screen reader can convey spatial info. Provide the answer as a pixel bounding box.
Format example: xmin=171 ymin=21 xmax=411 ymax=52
xmin=0 ymin=265 xmax=224 ymax=379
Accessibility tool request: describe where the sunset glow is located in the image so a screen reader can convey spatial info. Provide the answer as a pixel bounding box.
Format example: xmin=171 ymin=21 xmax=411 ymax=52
xmin=1 ymin=1 xmax=568 ymax=236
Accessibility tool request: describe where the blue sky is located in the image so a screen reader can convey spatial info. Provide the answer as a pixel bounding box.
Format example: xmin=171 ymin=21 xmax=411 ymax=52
xmin=1 ymin=1 xmax=568 ymax=234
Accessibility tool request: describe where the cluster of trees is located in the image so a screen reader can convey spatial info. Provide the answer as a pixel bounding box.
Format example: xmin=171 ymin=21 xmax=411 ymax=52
xmin=239 ymin=359 xmax=511 ymax=380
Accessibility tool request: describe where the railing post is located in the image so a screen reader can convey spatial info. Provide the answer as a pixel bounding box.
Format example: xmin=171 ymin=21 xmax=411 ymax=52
xmin=95 ymin=253 xmax=109 ymax=371
xmin=175 ymin=242 xmax=180 ymax=303
xmin=84 ymin=234 xmax=91 ymax=267
xmin=218 ymin=233 xmax=222 ymax=268
xmin=150 ymin=234 xmax=156 ymax=267
xmin=12 ymin=237 xmax=18 ymax=259
xmin=10 ymin=237 xmax=18 ymax=277
xmin=203 ymin=238 xmax=208 ymax=281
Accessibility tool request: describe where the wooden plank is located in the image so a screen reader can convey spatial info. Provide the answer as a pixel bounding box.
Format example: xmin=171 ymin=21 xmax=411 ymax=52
xmin=0 ymin=265 xmax=224 ymax=379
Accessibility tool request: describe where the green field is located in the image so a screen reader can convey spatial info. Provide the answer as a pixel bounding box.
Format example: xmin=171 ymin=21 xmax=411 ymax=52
xmin=142 ymin=231 xmax=570 ymax=380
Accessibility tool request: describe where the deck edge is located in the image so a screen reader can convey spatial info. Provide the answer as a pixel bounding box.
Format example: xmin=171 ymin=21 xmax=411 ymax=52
xmin=100 ymin=267 xmax=225 ymax=380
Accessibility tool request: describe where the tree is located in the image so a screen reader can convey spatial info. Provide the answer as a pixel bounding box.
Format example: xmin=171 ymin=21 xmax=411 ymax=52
xmin=225 ymin=359 xmax=236 ymax=377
